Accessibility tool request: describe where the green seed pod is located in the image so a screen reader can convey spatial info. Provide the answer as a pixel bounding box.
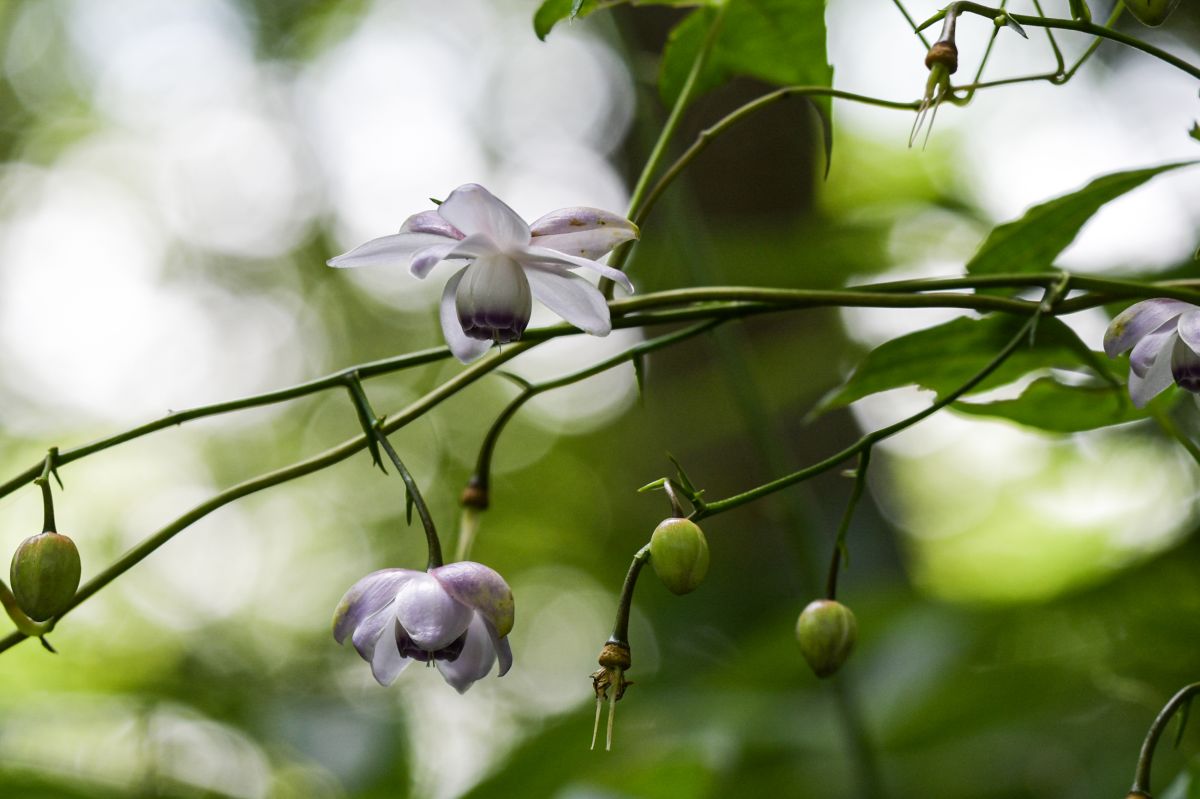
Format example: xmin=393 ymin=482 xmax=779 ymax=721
xmin=10 ymin=532 xmax=81 ymax=621
xmin=648 ymin=518 xmax=709 ymax=596
xmin=795 ymin=599 xmax=857 ymax=679
xmin=1124 ymin=0 xmax=1180 ymax=26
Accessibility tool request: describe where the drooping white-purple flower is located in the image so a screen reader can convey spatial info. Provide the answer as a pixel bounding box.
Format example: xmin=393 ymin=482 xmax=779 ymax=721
xmin=333 ymin=561 xmax=514 ymax=693
xmin=328 ymin=184 xmax=638 ymax=363
xmin=1104 ymin=298 xmax=1200 ymax=407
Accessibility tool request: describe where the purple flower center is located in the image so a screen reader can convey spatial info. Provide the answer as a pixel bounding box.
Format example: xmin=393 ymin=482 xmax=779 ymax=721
xmin=394 ymin=621 xmax=468 ymax=663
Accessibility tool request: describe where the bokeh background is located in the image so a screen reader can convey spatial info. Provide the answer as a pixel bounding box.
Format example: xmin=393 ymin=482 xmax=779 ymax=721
xmin=0 ymin=0 xmax=1199 ymax=797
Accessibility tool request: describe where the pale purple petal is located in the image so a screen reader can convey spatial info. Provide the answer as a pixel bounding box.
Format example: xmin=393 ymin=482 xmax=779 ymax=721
xmin=520 ymin=245 xmax=634 ymax=293
xmin=393 ymin=572 xmax=474 ymax=651
xmin=410 ymin=243 xmax=460 ymax=279
xmin=431 ymin=561 xmax=515 ymax=637
xmin=1130 ymin=325 xmax=1176 ymax=378
xmin=1129 ymin=332 xmax=1178 ymax=407
xmin=370 ymin=624 xmax=412 ymax=686
xmin=402 ymin=210 xmax=464 ymax=240
xmin=523 ymin=265 xmax=612 ymax=337
xmin=440 ymin=267 xmax=493 ymax=363
xmin=333 ymin=569 xmax=416 ymax=644
xmin=351 ymin=602 xmax=394 ymax=661
xmin=437 ymin=184 xmax=530 ymax=250
xmin=1176 ymin=309 xmax=1200 ymax=353
xmin=1172 ymin=337 xmax=1200 ymax=393
xmin=484 ymin=619 xmax=513 ymax=677
xmin=1104 ymin=299 xmax=1193 ymax=358
xmin=436 ymin=615 xmax=497 ymax=694
xmin=529 ymin=207 xmax=638 ymax=260
xmin=328 ymin=232 xmax=450 ymax=269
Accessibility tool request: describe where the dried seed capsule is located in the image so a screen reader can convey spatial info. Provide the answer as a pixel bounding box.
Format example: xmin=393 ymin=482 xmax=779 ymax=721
xmin=795 ymin=599 xmax=857 ymax=679
xmin=648 ymin=518 xmax=709 ymax=595
xmin=10 ymin=532 xmax=81 ymax=621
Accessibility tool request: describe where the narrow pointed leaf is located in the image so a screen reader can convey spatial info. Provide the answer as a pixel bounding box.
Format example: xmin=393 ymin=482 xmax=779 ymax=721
xmin=952 ymin=377 xmax=1148 ymax=432
xmin=966 ymin=162 xmax=1197 ymax=284
xmin=633 ymin=353 xmax=646 ymax=405
xmin=819 ymin=315 xmax=1107 ymax=412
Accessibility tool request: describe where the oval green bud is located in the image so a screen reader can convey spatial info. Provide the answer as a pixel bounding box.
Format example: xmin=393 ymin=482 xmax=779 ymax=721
xmin=10 ymin=532 xmax=81 ymax=621
xmin=648 ymin=518 xmax=709 ymax=596
xmin=1124 ymin=0 xmax=1180 ymax=26
xmin=795 ymin=599 xmax=857 ymax=679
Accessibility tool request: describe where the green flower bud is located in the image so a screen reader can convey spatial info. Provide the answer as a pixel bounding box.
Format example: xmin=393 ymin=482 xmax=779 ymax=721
xmin=648 ymin=518 xmax=709 ymax=596
xmin=1124 ymin=0 xmax=1180 ymax=26
xmin=795 ymin=599 xmax=857 ymax=679
xmin=10 ymin=532 xmax=81 ymax=621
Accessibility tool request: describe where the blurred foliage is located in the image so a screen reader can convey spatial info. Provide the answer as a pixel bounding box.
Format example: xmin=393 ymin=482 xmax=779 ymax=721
xmin=0 ymin=1 xmax=1197 ymax=799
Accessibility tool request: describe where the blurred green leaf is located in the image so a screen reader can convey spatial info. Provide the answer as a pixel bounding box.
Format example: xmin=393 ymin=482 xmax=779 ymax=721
xmin=966 ymin=161 xmax=1197 ymax=283
xmin=534 ymin=0 xmax=713 ymax=40
xmin=659 ymin=0 xmax=832 ymax=111
xmin=820 ymin=315 xmax=1100 ymax=411
xmin=952 ymin=376 xmax=1146 ymax=432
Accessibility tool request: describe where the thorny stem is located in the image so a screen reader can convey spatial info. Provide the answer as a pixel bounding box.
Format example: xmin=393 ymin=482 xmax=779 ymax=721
xmin=601 ymin=1 xmax=728 ymax=299
xmin=1131 ymin=682 xmax=1200 ymax=795
xmin=0 ymin=273 xmax=1193 ymax=652
xmin=825 ymin=448 xmax=871 ymax=601
xmin=694 ymin=281 xmax=1070 ymax=521
xmin=922 ymin=4 xmax=1200 ymax=81
xmin=347 ymin=377 xmax=443 ymax=569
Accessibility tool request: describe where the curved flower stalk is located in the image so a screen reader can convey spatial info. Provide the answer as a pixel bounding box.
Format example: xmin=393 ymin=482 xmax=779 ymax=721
xmin=329 ymin=184 xmax=639 ymax=363
xmin=333 ymin=561 xmax=514 ymax=693
xmin=1104 ymin=298 xmax=1200 ymax=407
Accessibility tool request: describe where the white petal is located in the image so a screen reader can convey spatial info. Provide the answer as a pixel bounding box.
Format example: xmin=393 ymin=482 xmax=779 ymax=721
xmin=1104 ymin=299 xmax=1192 ymax=357
xmin=402 ymin=210 xmax=464 ymax=239
xmin=524 ymin=265 xmax=612 ymax=336
xmin=1130 ymin=324 xmax=1175 ymax=378
xmin=393 ymin=573 xmax=474 ymax=651
xmin=332 ymin=568 xmax=416 ymax=644
xmin=436 ymin=615 xmax=496 ymax=694
xmin=410 ymin=232 xmax=500 ymax=279
xmin=440 ymin=267 xmax=493 ymax=363
xmin=1129 ymin=333 xmax=1177 ymax=407
xmin=529 ymin=207 xmax=638 ymax=260
xmin=520 ymin=245 xmax=634 ymax=293
xmin=328 ymin=232 xmax=451 ymax=269
xmin=485 ymin=619 xmax=513 ymax=677
xmin=437 ymin=184 xmax=530 ymax=250
xmin=1176 ymin=309 xmax=1200 ymax=352
xmin=370 ymin=624 xmax=412 ymax=686
xmin=351 ymin=601 xmax=395 ymax=662
xmin=410 ymin=243 xmax=460 ymax=279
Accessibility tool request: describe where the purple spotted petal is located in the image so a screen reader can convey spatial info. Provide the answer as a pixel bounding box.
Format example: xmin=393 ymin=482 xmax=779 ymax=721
xmin=1129 ymin=332 xmax=1178 ymax=407
xmin=436 ymin=615 xmax=497 ymax=693
xmin=431 ymin=561 xmax=515 ymax=637
xmin=1104 ymin=299 xmax=1193 ymax=358
xmin=333 ymin=568 xmax=417 ymax=644
xmin=393 ymin=572 xmax=474 ymax=651
xmin=529 ymin=208 xmax=639 ymax=260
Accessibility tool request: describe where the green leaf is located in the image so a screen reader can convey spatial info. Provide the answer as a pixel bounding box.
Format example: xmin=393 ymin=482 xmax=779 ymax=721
xmin=1190 ymin=122 xmax=1200 ymax=143
xmin=952 ymin=377 xmax=1146 ymax=432
xmin=659 ymin=0 xmax=832 ymax=112
xmin=821 ymin=315 xmax=1100 ymax=411
xmin=966 ymin=161 xmax=1197 ymax=282
xmin=633 ymin=353 xmax=646 ymax=405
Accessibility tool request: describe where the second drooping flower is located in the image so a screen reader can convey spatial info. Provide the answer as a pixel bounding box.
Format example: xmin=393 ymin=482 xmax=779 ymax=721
xmin=329 ymin=184 xmax=638 ymax=362
xmin=1103 ymin=298 xmax=1200 ymax=407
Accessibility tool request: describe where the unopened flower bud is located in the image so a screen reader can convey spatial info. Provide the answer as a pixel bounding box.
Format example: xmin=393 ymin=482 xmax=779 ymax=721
xmin=795 ymin=599 xmax=857 ymax=679
xmin=648 ymin=517 xmax=709 ymax=595
xmin=1124 ymin=0 xmax=1180 ymax=26
xmin=10 ymin=532 xmax=81 ymax=621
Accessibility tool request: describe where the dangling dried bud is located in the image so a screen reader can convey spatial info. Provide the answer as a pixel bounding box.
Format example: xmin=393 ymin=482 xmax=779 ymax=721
xmin=924 ymin=41 xmax=958 ymax=74
xmin=460 ymin=475 xmax=489 ymax=510
xmin=910 ymin=10 xmax=959 ymax=148
xmin=10 ymin=532 xmax=81 ymax=622
xmin=590 ymin=640 xmax=633 ymax=751
xmin=795 ymin=599 xmax=857 ymax=679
